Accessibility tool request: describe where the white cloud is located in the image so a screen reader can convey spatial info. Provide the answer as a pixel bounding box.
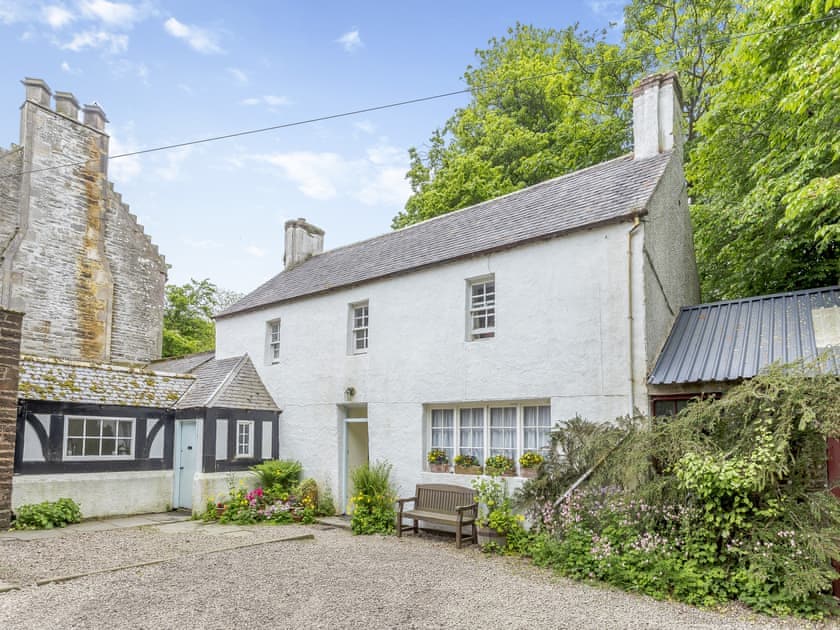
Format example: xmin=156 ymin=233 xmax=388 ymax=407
xmin=353 ymin=120 xmax=376 ymax=134
xmin=246 ymin=245 xmax=266 ymax=258
xmin=336 ymin=29 xmax=362 ymax=52
xmin=79 ymin=0 xmax=138 ymax=27
xmin=164 ymin=16 xmax=222 ymax=54
xmin=60 ymin=60 xmax=81 ymax=74
xmin=43 ymin=5 xmax=75 ymax=29
xmin=256 ymin=141 xmax=410 ymax=206
xmin=0 ymin=1 xmax=24 ymax=24
xmin=227 ymin=67 xmax=248 ymax=84
xmin=154 ymin=146 xmax=192 ymax=182
xmin=185 ymin=238 xmax=222 ymax=250
xmin=239 ymin=95 xmax=290 ymax=107
xmin=108 ymin=130 xmax=142 ymax=183
xmin=63 ymin=29 xmax=128 ymax=53
xmin=588 ymin=1 xmax=625 ymax=25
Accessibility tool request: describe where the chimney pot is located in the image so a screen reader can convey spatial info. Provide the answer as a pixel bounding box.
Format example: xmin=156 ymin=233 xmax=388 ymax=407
xmin=632 ymin=72 xmax=683 ymax=160
xmin=284 ymin=218 xmax=325 ymax=270
xmin=21 ymin=77 xmax=52 ymax=108
xmin=82 ymin=103 xmax=108 ymax=132
xmin=54 ymin=91 xmax=80 ymax=121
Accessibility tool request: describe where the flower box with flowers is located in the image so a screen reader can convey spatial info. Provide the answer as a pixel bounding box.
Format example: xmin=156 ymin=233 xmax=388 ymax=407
xmin=518 ymin=451 xmax=544 ymax=478
xmin=454 ymin=454 xmax=482 ymax=475
xmin=426 ymin=448 xmax=450 ymax=473
xmin=484 ymin=455 xmax=515 ymax=477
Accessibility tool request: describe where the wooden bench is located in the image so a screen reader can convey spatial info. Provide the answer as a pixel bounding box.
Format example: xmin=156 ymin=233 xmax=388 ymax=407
xmin=396 ymin=483 xmax=478 ymax=548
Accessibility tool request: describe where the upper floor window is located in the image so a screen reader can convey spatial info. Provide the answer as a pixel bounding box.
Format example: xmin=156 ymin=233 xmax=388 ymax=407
xmin=65 ymin=417 xmax=134 ymax=459
xmin=267 ymin=320 xmax=281 ymax=364
xmin=350 ymin=301 xmax=369 ymax=354
xmin=468 ymin=276 xmax=495 ymax=340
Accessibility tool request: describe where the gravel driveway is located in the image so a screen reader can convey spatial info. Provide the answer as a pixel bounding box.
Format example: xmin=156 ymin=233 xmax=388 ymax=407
xmin=0 ymin=521 xmax=830 ymax=629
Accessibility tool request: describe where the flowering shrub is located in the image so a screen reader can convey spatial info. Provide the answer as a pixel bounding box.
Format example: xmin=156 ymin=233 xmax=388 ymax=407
xmin=207 ymin=476 xmax=324 ymax=525
xmin=471 ymin=475 xmax=525 ymax=551
xmin=517 ymin=368 xmax=840 ymax=619
xmin=349 ymin=461 xmax=396 ymax=535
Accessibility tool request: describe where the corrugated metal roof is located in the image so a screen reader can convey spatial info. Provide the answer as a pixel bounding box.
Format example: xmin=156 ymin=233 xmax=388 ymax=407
xmin=19 ymin=355 xmax=195 ymax=407
xmin=649 ymin=286 xmax=840 ymax=385
xmin=218 ymin=151 xmax=673 ymax=317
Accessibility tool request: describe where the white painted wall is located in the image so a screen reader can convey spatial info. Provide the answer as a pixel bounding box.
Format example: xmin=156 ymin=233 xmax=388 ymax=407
xmin=12 ymin=471 xmax=173 ymax=518
xmin=193 ymin=471 xmax=256 ymax=514
xmin=216 ymin=219 xmax=664 ymax=501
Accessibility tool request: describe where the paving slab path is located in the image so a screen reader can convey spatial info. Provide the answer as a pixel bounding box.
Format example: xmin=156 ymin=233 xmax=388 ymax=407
xmin=0 ymin=518 xmax=834 ymax=629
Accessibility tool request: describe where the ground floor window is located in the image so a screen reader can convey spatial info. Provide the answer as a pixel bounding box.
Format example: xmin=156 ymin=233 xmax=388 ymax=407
xmin=427 ymin=401 xmax=551 ymax=471
xmin=650 ymin=394 xmax=719 ymax=418
xmin=64 ymin=417 xmax=134 ymax=459
xmin=236 ymin=420 xmax=254 ymax=458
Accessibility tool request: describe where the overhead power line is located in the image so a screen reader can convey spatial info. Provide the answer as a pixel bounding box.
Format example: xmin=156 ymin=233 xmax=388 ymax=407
xmin=1 ymin=13 xmax=837 ymax=181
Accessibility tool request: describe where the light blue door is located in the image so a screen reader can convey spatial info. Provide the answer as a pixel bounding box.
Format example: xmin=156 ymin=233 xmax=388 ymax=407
xmin=176 ymin=421 xmax=197 ymax=509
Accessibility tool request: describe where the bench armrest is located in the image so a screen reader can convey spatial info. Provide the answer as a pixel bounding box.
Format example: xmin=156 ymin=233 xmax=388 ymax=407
xmin=455 ymin=503 xmax=478 ymax=515
xmin=396 ymin=496 xmax=417 ymax=509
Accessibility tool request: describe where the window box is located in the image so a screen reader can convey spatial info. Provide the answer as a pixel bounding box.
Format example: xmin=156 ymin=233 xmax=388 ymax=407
xmin=454 ymin=464 xmax=483 ymax=475
xmin=429 ymin=463 xmax=450 ymax=474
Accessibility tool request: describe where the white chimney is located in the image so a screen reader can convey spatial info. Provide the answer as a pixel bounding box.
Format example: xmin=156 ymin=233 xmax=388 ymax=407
xmin=632 ymin=72 xmax=683 ymax=160
xmin=284 ymin=218 xmax=324 ymax=270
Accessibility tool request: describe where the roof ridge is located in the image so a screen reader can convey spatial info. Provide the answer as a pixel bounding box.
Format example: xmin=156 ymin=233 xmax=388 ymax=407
xmin=21 ymin=354 xmax=196 ymax=379
xmin=205 ymin=354 xmax=247 ymax=408
xmin=677 ymin=285 xmax=840 ymax=312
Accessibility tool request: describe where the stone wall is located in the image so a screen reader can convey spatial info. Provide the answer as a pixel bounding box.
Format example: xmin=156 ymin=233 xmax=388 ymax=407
xmin=0 ymin=310 xmax=22 ymax=529
xmin=0 ymin=79 xmax=166 ymax=364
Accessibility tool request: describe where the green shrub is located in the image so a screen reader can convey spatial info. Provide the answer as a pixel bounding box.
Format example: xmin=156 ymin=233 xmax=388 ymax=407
xmin=349 ymin=461 xmax=396 ymax=535
xmin=317 ymin=483 xmax=336 ymax=516
xmin=251 ymin=459 xmax=302 ymax=494
xmin=517 ymin=367 xmax=840 ymax=619
xmin=12 ymin=498 xmax=82 ymax=530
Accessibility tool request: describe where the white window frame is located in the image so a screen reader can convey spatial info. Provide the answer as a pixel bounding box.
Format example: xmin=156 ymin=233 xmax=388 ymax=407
xmin=467 ymin=275 xmax=495 ymax=340
xmin=236 ymin=420 xmax=254 ymax=458
xmin=349 ymin=301 xmax=369 ymax=354
xmin=267 ymin=319 xmax=281 ymax=364
xmin=63 ymin=416 xmax=135 ymax=460
xmin=425 ymin=401 xmax=551 ymax=474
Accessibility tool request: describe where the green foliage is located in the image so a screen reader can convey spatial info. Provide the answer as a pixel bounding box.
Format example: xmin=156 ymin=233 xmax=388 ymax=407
xmin=208 ymin=476 xmax=324 ymax=525
xmin=349 ymin=461 xmax=397 ymax=535
xmin=12 ymin=498 xmax=82 ymax=530
xmin=521 ymin=368 xmax=840 ymax=618
xmin=688 ymin=0 xmax=840 ymax=300
xmin=162 ymin=279 xmax=243 ymax=358
xmin=427 ymin=448 xmax=448 ymax=464
xmin=518 ymin=451 xmax=544 ymax=468
xmin=250 ymin=459 xmax=302 ymax=495
xmin=453 ymin=454 xmax=480 ymax=467
xmin=392 ymin=23 xmax=640 ymax=228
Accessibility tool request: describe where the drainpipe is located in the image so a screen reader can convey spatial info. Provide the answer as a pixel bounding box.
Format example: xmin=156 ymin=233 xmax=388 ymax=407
xmin=627 ymin=216 xmax=641 ymax=416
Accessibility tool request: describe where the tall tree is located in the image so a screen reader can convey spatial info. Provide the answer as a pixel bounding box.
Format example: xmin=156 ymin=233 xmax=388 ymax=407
xmin=392 ymin=24 xmax=642 ymax=228
xmin=688 ymin=0 xmax=839 ymax=300
xmin=623 ymin=0 xmax=737 ymax=146
xmin=162 ymin=278 xmax=223 ymax=358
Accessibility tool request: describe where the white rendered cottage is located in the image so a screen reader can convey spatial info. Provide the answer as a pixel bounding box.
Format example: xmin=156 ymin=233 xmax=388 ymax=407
xmin=215 ymin=73 xmax=700 ymax=508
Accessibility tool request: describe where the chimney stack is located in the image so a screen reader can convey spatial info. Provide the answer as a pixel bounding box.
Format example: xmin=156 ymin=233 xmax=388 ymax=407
xmin=632 ymin=72 xmax=683 ymax=160
xmin=284 ymin=218 xmax=324 ymax=270
xmin=54 ymin=91 xmax=80 ymax=121
xmin=21 ymin=77 xmax=51 ymax=108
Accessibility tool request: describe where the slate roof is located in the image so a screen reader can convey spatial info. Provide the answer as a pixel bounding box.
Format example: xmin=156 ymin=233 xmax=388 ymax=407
xmin=174 ymin=354 xmax=279 ymax=411
xmin=649 ymin=286 xmax=840 ymax=386
xmin=18 ymin=356 xmax=195 ymax=407
xmin=148 ymin=351 xmax=214 ymax=374
xmin=218 ymin=151 xmax=673 ymax=317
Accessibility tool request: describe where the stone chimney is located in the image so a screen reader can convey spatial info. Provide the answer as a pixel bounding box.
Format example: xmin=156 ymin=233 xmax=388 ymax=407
xmin=632 ymin=72 xmax=683 ymax=160
xmin=83 ymin=103 xmax=108 ymax=132
xmin=284 ymin=218 xmax=324 ymax=270
xmin=54 ymin=91 xmax=80 ymax=121
xmin=21 ymin=77 xmax=51 ymax=107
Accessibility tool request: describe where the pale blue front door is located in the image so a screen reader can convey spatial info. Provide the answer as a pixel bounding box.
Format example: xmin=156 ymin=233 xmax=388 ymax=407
xmin=176 ymin=421 xmax=197 ymax=509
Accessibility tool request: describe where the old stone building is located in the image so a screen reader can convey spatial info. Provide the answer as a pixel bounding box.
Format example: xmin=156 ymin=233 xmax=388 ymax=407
xmin=0 ymin=78 xmax=166 ymax=364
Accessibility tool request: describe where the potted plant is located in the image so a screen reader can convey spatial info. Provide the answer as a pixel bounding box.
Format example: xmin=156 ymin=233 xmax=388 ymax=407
xmin=427 ymin=448 xmax=450 ymax=473
xmin=454 ymin=454 xmax=482 ymax=475
xmin=470 ymin=476 xmax=521 ymax=550
xmin=518 ymin=451 xmax=544 ymax=478
xmin=485 ymin=454 xmax=515 ymax=476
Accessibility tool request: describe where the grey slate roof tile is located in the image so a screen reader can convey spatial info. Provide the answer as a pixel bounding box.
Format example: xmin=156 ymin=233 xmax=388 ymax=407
xmin=218 ymin=152 xmax=673 ymax=317
xmin=649 ymin=286 xmax=840 ymax=385
xmin=19 ymin=355 xmax=195 ymax=407
xmin=147 ymin=351 xmax=214 ymax=374
xmin=175 ymin=354 xmax=279 ymax=411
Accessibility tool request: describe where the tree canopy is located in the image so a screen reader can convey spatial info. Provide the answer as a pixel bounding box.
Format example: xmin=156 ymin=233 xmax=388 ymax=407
xmin=393 ymin=0 xmax=838 ymax=300
xmin=162 ymin=279 xmax=242 ymax=358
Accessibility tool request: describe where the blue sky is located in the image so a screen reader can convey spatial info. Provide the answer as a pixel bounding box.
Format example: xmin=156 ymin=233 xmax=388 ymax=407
xmin=0 ymin=1 xmax=627 ymax=294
